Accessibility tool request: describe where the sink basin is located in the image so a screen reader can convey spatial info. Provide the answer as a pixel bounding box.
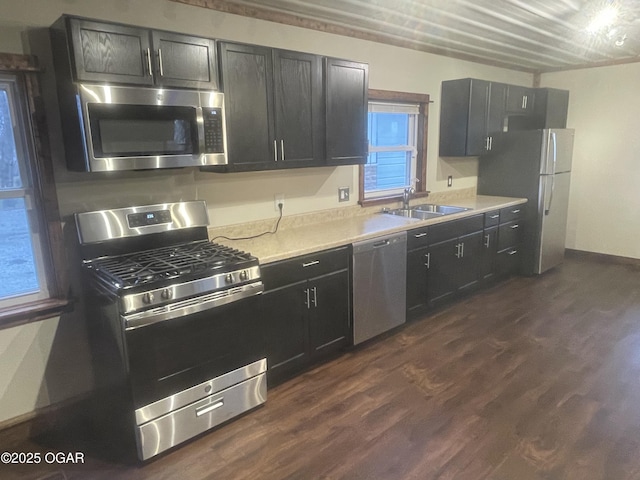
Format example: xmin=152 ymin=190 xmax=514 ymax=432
xmin=412 ymin=204 xmax=471 ymax=215
xmin=383 ymin=209 xmax=444 ymax=220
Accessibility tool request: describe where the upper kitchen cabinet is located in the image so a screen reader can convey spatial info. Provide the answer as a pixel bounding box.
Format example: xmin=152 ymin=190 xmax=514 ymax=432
xmin=325 ymin=58 xmax=369 ymax=166
xmin=210 ymin=42 xmax=324 ymax=172
xmin=439 ymin=78 xmax=506 ymax=156
xmin=54 ymin=16 xmax=219 ymax=90
xmin=505 ymin=85 xmax=535 ymax=115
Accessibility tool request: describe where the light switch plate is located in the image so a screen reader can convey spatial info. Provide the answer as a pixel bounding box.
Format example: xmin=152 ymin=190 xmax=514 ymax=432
xmin=338 ymin=187 xmax=350 ymax=202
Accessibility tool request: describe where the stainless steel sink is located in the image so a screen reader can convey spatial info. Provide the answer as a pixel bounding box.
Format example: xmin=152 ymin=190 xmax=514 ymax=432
xmin=383 ymin=208 xmax=444 ymax=220
xmin=412 ymin=204 xmax=471 ymax=215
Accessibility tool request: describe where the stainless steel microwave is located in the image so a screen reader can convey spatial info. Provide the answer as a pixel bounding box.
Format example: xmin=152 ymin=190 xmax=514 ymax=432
xmin=68 ymin=84 xmax=227 ymax=172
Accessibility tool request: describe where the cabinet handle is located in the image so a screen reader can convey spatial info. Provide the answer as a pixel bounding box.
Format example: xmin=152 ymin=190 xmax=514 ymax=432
xmin=455 ymin=243 xmax=461 ymax=259
xmin=157 ymin=48 xmax=164 ymax=76
xmin=484 ymin=234 xmax=491 ymax=248
xmin=413 ymin=232 xmax=427 ymax=238
xmin=508 ymin=249 xmax=518 ymax=256
xmin=485 ymin=137 xmax=490 ymax=151
xmin=280 ymin=140 xmax=285 ymax=161
xmin=311 ymin=286 xmax=318 ymax=307
xmin=304 ymin=288 xmax=310 ymax=309
xmin=510 ymin=224 xmax=519 ymax=229
xmin=302 ymin=260 xmax=320 ymax=268
xmin=511 ymin=209 xmax=520 ymax=214
xmin=490 ymin=214 xmax=499 ymax=219
xmin=489 ymin=136 xmax=493 ymax=150
xmin=145 ymin=48 xmax=153 ymax=77
xmin=461 ymin=242 xmax=465 ymax=258
xmin=424 ymin=252 xmax=430 ymax=269
xmin=273 ymin=140 xmax=278 ymax=162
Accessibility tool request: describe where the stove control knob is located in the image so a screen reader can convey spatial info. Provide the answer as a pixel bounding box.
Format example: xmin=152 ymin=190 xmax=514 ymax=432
xmin=161 ymin=289 xmax=173 ymax=300
xmin=142 ymin=292 xmax=154 ymax=304
xmin=239 ymin=270 xmax=248 ymax=281
xmin=225 ymin=273 xmax=234 ymax=284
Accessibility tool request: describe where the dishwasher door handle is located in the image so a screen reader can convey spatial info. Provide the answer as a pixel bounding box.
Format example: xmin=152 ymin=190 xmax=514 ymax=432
xmin=373 ymin=239 xmax=390 ymax=248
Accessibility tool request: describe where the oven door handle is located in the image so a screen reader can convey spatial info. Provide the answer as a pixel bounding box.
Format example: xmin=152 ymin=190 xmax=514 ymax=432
xmin=122 ymin=282 xmax=264 ymax=330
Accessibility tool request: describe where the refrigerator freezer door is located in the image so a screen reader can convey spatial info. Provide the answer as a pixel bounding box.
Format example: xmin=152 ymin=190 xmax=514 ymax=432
xmin=541 ymin=129 xmax=575 ymax=174
xmin=537 ymin=172 xmax=571 ymax=273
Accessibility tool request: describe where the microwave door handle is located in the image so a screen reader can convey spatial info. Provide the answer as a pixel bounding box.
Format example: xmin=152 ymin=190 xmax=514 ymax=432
xmin=196 ymin=107 xmax=206 ymax=155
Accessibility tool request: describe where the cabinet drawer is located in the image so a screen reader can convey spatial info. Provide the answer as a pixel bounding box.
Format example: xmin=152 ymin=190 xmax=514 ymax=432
xmin=428 ymin=215 xmax=484 ymax=245
xmin=500 ymin=205 xmax=524 ymax=223
xmin=262 ymin=246 xmax=350 ymax=290
xmin=484 ymin=210 xmax=500 ymax=227
xmin=498 ymin=220 xmax=521 ymax=251
xmin=496 ymin=247 xmax=521 ymax=277
xmin=407 ymin=227 xmax=430 ymax=250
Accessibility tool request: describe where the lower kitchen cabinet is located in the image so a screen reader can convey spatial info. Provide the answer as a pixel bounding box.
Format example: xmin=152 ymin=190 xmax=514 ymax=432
xmin=261 ymin=247 xmax=351 ymax=385
xmin=407 ymin=213 xmax=511 ymax=316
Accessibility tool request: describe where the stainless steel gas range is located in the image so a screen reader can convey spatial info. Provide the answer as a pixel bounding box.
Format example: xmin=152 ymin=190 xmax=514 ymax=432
xmin=75 ymin=200 xmax=266 ymax=461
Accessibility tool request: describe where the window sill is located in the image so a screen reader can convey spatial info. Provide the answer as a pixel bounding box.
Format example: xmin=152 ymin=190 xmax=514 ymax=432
xmin=0 ymin=298 xmax=73 ymax=331
xmin=359 ymin=190 xmax=431 ymax=208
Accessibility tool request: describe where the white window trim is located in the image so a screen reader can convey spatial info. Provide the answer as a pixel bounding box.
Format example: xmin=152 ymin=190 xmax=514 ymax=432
xmin=0 ymin=75 xmax=50 ymax=308
xmin=365 ymin=102 xmax=420 ymax=199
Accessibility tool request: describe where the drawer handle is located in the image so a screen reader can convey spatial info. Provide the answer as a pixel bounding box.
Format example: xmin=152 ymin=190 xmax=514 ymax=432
xmin=508 ymin=250 xmax=518 ymax=256
xmin=510 ymin=224 xmax=519 ymax=229
xmin=413 ymin=232 xmax=428 ymax=238
xmin=196 ymin=399 xmax=224 ymax=417
xmin=302 ymin=260 xmax=320 ymax=267
xmin=489 ymin=214 xmax=499 ymax=219
xmin=511 ymin=209 xmax=521 ymax=214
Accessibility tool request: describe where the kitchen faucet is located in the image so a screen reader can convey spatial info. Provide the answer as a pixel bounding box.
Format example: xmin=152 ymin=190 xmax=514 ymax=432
xmin=402 ymin=187 xmax=415 ymax=210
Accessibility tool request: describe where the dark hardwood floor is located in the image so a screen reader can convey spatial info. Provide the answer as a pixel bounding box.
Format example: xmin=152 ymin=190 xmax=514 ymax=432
xmin=2 ymin=255 xmax=640 ymax=480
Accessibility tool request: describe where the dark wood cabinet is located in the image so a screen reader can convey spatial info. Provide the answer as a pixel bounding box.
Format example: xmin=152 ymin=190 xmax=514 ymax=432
xmin=261 ymin=247 xmax=350 ymax=384
xmin=495 ymin=206 xmax=524 ymax=278
xmin=62 ymin=16 xmax=218 ymax=89
xmin=505 ymin=84 xmax=535 ymax=114
xmin=214 ymin=43 xmax=324 ymax=171
xmin=439 ymin=78 xmax=505 ymax=156
xmin=406 ymin=215 xmax=485 ymax=313
xmin=325 ymin=58 xmax=369 ymax=165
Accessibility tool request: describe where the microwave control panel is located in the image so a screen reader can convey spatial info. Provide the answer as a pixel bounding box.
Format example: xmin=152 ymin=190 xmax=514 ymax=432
xmin=202 ymin=108 xmax=224 ymax=153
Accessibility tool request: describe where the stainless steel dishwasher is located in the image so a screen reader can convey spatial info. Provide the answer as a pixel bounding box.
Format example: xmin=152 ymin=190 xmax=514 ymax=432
xmin=352 ymin=231 xmax=407 ymax=345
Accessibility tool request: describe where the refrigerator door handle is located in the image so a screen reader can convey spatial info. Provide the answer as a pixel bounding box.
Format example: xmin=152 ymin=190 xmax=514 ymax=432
xmin=551 ymin=131 xmax=558 ymax=175
xmin=545 ymin=175 xmax=555 ymax=215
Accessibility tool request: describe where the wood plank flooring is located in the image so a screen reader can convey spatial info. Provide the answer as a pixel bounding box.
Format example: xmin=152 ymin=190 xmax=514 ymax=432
xmin=2 ymin=255 xmax=639 ymax=480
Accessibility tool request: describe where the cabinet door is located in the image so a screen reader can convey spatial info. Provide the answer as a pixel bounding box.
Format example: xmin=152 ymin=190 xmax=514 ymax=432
xmin=308 ymin=270 xmax=350 ymax=359
xmin=486 ymin=82 xmax=506 ymax=151
xmin=219 ymin=42 xmax=276 ymax=169
xmin=407 ymin=246 xmax=430 ymax=317
xmin=151 ymin=31 xmax=218 ymax=89
xmin=465 ymin=79 xmax=491 ymax=156
xmin=262 ymin=281 xmax=308 ymax=383
xmin=68 ymin=18 xmax=153 ymax=85
xmin=426 ymin=238 xmax=459 ymax=306
xmin=480 ymin=226 xmax=499 ymax=282
xmin=457 ymin=230 xmax=483 ymax=292
xmin=325 ymin=58 xmax=368 ymax=165
xmin=272 ymin=50 xmax=323 ymax=167
xmin=506 ymin=85 xmax=534 ymax=114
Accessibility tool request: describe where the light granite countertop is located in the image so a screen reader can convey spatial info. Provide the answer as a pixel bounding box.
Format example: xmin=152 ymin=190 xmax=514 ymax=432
xmin=209 ymin=195 xmax=527 ymax=264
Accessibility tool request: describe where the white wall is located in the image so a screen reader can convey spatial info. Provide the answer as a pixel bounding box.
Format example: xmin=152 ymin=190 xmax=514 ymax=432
xmin=0 ymin=0 xmax=536 ymax=424
xmin=541 ymin=64 xmax=640 ymax=259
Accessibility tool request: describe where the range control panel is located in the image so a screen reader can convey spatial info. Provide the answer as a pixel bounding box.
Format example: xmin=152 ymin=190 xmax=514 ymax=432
xmin=127 ymin=210 xmax=172 ymax=228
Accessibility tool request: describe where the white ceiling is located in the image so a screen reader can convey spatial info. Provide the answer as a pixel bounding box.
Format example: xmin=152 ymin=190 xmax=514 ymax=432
xmin=193 ymin=0 xmax=640 ymax=72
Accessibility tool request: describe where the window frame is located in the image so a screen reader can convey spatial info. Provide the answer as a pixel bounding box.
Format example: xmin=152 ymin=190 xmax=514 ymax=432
xmin=359 ymin=89 xmax=430 ymax=207
xmin=0 ymin=53 xmax=70 ymax=329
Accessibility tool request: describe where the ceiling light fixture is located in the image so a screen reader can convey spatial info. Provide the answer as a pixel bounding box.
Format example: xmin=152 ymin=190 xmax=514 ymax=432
xmin=586 ymin=4 xmax=619 ymax=33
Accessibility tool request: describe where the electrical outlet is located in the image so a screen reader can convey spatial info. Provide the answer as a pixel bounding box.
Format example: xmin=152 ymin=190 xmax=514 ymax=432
xmin=338 ymin=187 xmax=350 ymax=202
xmin=274 ymin=193 xmax=284 ymax=211
xmin=447 ymin=175 xmax=453 ymax=187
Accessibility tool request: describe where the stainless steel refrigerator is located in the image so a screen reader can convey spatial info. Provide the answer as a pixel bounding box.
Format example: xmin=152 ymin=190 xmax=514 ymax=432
xmin=477 ymin=128 xmax=575 ymax=275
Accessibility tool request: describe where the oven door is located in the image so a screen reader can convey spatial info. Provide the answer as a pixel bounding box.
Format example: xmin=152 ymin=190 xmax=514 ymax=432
xmin=124 ymin=295 xmax=265 ymax=409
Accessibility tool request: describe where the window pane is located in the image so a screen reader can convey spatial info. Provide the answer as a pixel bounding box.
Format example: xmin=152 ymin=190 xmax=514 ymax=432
xmin=0 ymin=90 xmax=23 ymax=189
xmin=0 ymin=197 xmax=40 ymax=298
xmin=368 ymin=112 xmax=409 ymax=147
xmin=364 ymin=151 xmax=411 ymax=192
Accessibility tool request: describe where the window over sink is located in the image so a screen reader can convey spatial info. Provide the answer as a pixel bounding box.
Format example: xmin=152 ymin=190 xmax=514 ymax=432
xmin=359 ymin=90 xmax=430 ymax=205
